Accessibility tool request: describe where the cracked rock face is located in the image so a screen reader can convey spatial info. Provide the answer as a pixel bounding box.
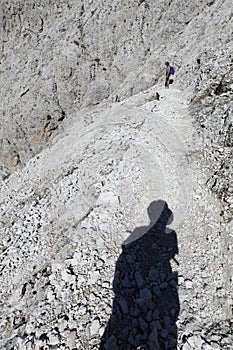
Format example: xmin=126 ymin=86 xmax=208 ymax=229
xmin=1 ymin=0 xmax=232 ymax=175
xmin=0 ymin=0 xmax=232 ymax=349
xmin=189 ymin=48 xmax=233 ymax=223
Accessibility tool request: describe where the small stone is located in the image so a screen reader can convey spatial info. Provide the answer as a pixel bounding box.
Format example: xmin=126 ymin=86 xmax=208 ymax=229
xmin=8 ymin=286 xmax=22 ymax=304
xmin=182 ymin=343 xmax=191 ymax=350
xmin=121 ymin=325 xmax=129 ymax=339
xmin=46 ymin=289 xmax=55 ymax=302
xmin=140 ymin=302 xmax=148 ymax=313
xmin=49 ymin=333 xmax=60 ymax=346
xmin=153 ymin=309 xmax=159 ymax=320
xmin=96 ymin=237 xmax=105 ymax=248
xmin=140 ymin=288 xmax=152 ymax=299
xmin=148 ymin=328 xmax=160 ymax=350
xmin=99 ymin=326 xmax=105 ymax=337
xmin=202 ymin=344 xmax=215 ymax=350
xmin=185 ymin=279 xmax=193 ymax=289
xmin=154 ymin=320 xmax=162 ymax=330
xmin=128 ymin=333 xmax=136 ymax=346
xmin=148 ymin=268 xmax=159 ymax=282
xmin=187 ymin=335 xmax=204 ymax=348
xmin=160 ymin=328 xmax=168 ymax=339
xmin=89 ymin=270 xmax=99 ymax=284
xmin=146 ymin=310 xmax=153 ymax=322
xmin=160 ymin=282 xmax=168 ymax=289
xmin=146 ymin=298 xmax=155 ymax=309
xmin=67 ymin=330 xmax=76 ymax=349
xmin=135 ymin=334 xmax=142 ymax=345
xmin=54 ymin=305 xmax=62 ymax=316
xmin=160 ymin=273 xmax=166 ymax=282
xmin=209 ymin=343 xmax=220 ymax=349
xmin=102 ymin=281 xmax=110 ymax=288
xmin=121 ymin=277 xmax=131 ymax=288
xmin=153 ymin=286 xmax=161 ymax=296
xmin=96 ymin=191 xmax=119 ymax=205
xmin=139 ymin=317 xmax=148 ymax=331
xmin=170 ymin=308 xmax=176 ymax=317
xmin=58 ymin=318 xmax=68 ymax=332
xmin=164 ymin=316 xmax=171 ymax=330
xmin=135 ymin=271 xmax=144 ymax=288
xmin=90 ymin=319 xmax=100 ymax=335
xmin=209 ymin=335 xmax=221 ymax=342
xmin=178 ymin=276 xmax=185 ymax=285
xmin=104 ymin=335 xmax=118 ymax=350
xmin=61 ymin=270 xmax=71 ymax=283
xmin=119 ymin=298 xmax=129 ymax=314
xmin=131 ymin=306 xmax=140 ymax=317
xmin=132 ymin=319 xmax=138 ymax=328
xmin=168 ymin=337 xmax=177 ymax=349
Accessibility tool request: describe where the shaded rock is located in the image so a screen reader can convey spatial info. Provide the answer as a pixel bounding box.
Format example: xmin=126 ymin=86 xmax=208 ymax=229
xmin=148 ymin=328 xmax=160 ymax=350
xmin=135 ymin=271 xmax=144 ymax=288
xmin=140 ymin=288 xmax=152 ymax=300
xmin=119 ymin=299 xmax=129 ymax=314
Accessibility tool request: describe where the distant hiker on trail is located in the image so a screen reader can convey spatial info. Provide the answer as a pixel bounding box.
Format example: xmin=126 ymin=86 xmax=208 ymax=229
xmin=165 ymin=61 xmax=170 ymax=88
xmin=165 ymin=61 xmax=175 ymax=88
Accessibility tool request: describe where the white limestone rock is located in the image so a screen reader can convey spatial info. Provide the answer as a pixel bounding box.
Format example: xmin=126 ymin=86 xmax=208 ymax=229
xmin=90 ymin=318 xmax=100 ymax=336
xmin=0 ymin=1 xmax=232 ymax=349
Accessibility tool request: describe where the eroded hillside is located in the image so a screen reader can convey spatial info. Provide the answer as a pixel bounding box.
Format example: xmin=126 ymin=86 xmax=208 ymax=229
xmin=0 ymin=0 xmax=232 ymax=349
xmin=1 ymin=0 xmax=232 ymax=174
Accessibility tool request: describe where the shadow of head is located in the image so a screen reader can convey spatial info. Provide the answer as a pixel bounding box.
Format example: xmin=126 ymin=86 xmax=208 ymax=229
xmin=147 ymin=199 xmax=173 ymax=227
xmin=123 ymin=200 xmax=174 ymax=246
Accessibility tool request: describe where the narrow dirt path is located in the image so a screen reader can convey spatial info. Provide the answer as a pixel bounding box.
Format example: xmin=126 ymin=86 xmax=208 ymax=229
xmin=121 ymin=85 xmax=232 ymax=344
xmin=142 ymin=86 xmax=232 ymax=344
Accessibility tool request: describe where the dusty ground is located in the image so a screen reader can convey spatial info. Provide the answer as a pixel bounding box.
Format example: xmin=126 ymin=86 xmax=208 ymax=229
xmin=0 ymin=83 xmax=232 ymax=349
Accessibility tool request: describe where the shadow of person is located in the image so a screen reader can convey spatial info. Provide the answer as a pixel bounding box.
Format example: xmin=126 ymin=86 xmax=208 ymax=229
xmin=100 ymin=200 xmax=180 ymax=350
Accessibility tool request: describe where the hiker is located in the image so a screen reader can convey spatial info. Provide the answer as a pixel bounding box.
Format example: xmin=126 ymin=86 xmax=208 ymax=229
xmin=165 ymin=61 xmax=175 ymax=88
xmin=165 ymin=61 xmax=171 ymax=88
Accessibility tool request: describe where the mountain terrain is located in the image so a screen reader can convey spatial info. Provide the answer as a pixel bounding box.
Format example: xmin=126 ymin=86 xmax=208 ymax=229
xmin=0 ymin=0 xmax=232 ymax=349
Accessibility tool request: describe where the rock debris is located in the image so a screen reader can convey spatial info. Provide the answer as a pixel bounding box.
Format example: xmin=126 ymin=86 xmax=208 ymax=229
xmin=0 ymin=0 xmax=232 ymax=349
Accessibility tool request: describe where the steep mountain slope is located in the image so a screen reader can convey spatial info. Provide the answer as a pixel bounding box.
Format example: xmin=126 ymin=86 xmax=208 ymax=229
xmin=1 ymin=0 xmax=232 ymax=174
xmin=0 ymin=86 xmax=232 ymax=349
xmin=0 ymin=0 xmax=232 ymax=349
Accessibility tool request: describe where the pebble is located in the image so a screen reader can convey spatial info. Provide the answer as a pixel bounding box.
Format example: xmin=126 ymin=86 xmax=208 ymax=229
xmin=135 ymin=271 xmax=144 ymax=288
xmin=67 ymin=330 xmax=76 ymax=349
xmin=139 ymin=317 xmax=148 ymax=332
xmin=89 ymin=271 xmax=100 ymax=284
xmin=161 ymin=328 xmax=169 ymax=339
xmin=104 ymin=335 xmax=118 ymax=350
xmin=164 ymin=316 xmax=171 ymax=330
xmin=49 ymin=333 xmax=60 ymax=346
xmin=160 ymin=282 xmax=168 ymax=289
xmin=140 ymin=288 xmax=152 ymax=300
xmin=90 ymin=319 xmax=100 ymax=336
xmin=121 ymin=277 xmax=131 ymax=288
xmin=187 ymin=335 xmax=204 ymax=348
xmin=185 ymin=279 xmax=193 ymax=289
xmin=119 ymin=299 xmax=129 ymax=314
xmin=148 ymin=268 xmax=159 ymax=282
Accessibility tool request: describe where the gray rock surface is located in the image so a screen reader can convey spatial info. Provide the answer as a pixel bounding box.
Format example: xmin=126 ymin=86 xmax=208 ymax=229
xmin=0 ymin=0 xmax=232 ymax=349
xmin=1 ymin=0 xmax=232 ymax=175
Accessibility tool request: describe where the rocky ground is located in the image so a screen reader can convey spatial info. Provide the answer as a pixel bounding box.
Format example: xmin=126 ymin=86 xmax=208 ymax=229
xmin=1 ymin=0 xmax=232 ymax=174
xmin=0 ymin=0 xmax=232 ymax=349
xmin=0 ymin=86 xmax=232 ymax=349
